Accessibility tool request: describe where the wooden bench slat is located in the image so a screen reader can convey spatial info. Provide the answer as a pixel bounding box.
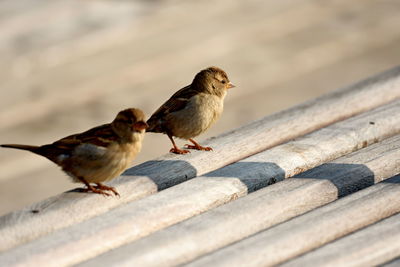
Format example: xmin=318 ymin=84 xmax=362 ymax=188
xmin=0 ymin=97 xmax=399 ymax=255
xmin=0 ymin=97 xmax=400 ymax=254
xmin=208 ymin=100 xmax=400 ymax=192
xmin=1 ymin=104 xmax=400 ymax=265
xmin=77 ymin=135 xmax=400 ymax=267
xmin=185 ymin=175 xmax=400 ymax=267
xmin=280 ymin=212 xmax=400 ymax=267
xmin=0 ymin=67 xmax=399 ymax=253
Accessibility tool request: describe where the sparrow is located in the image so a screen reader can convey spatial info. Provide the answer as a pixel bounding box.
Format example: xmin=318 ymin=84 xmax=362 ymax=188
xmin=1 ymin=108 xmax=148 ymax=196
xmin=147 ymin=66 xmax=235 ymax=154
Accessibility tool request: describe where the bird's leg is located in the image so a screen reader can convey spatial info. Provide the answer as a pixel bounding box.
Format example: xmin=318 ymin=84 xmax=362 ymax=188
xmin=95 ymin=183 xmax=120 ymax=197
xmin=77 ymin=177 xmax=111 ymax=197
xmin=168 ymin=134 xmax=190 ymax=154
xmin=185 ymin=138 xmax=213 ymax=151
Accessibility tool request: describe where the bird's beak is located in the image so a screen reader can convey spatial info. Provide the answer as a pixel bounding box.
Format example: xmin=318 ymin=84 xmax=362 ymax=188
xmin=227 ymin=82 xmax=235 ymax=89
xmin=133 ymin=121 xmax=149 ymax=131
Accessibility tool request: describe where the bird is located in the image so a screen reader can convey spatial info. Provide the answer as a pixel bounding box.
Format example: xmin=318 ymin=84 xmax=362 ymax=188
xmin=1 ymin=108 xmax=148 ymax=196
xmin=147 ymin=66 xmax=235 ymax=154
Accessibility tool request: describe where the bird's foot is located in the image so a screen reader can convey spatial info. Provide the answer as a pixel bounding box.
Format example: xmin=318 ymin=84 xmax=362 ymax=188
xmin=169 ymin=147 xmax=191 ymax=154
xmin=185 ymin=144 xmax=213 ymax=151
xmin=82 ymin=186 xmax=112 ymax=197
xmin=95 ymin=183 xmax=120 ymax=197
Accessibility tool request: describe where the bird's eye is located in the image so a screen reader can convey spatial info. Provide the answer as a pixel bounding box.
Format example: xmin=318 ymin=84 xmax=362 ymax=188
xmin=221 ymin=80 xmax=226 ymax=84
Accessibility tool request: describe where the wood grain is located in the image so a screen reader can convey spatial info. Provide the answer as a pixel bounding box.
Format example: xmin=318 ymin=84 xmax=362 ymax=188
xmin=186 ymin=175 xmax=400 ymax=267
xmin=78 ymin=135 xmax=400 ymax=267
xmin=2 ymin=0 xmax=400 ymax=214
xmin=281 ymin=212 xmax=400 ymax=267
xmin=1 ymin=95 xmax=400 ymax=253
xmin=1 ymin=103 xmax=400 ymax=264
xmin=0 ymin=2 xmax=399 ymax=265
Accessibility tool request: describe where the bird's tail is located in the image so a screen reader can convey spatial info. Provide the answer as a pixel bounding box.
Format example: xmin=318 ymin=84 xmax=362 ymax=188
xmin=1 ymin=144 xmax=39 ymax=152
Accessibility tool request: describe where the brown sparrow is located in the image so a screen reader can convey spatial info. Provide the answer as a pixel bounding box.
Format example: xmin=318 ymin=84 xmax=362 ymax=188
xmin=147 ymin=66 xmax=235 ymax=154
xmin=1 ymin=108 xmax=148 ymax=196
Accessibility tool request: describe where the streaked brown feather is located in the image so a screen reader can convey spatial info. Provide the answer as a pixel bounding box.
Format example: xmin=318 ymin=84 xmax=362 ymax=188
xmin=147 ymin=85 xmax=200 ymax=133
xmin=53 ymin=124 xmax=117 ymax=148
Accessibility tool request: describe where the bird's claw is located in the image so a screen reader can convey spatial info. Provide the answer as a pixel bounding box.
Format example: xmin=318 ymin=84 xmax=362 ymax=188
xmin=170 ymin=147 xmax=191 ymax=154
xmin=82 ymin=187 xmax=112 ymax=197
xmin=94 ymin=184 xmax=120 ymax=197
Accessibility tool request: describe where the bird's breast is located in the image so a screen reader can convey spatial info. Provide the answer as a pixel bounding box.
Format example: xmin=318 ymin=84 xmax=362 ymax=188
xmin=63 ymin=141 xmax=141 ymax=183
xmin=167 ymin=93 xmax=224 ymax=139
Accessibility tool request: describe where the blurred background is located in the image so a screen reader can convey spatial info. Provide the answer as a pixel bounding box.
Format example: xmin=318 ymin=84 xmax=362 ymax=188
xmin=0 ymin=0 xmax=399 ymax=215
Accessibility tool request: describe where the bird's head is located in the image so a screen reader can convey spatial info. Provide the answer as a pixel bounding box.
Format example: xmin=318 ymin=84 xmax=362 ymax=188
xmin=192 ymin=66 xmax=235 ymax=97
xmin=112 ymin=108 xmax=148 ymax=141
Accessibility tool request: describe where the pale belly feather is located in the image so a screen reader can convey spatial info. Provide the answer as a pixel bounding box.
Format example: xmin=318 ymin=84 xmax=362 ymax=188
xmin=167 ymin=93 xmax=225 ymax=139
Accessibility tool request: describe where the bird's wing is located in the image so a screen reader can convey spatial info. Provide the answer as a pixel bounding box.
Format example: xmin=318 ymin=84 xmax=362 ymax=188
xmin=35 ymin=124 xmax=116 ymax=163
xmin=52 ymin=124 xmax=117 ymax=149
xmin=147 ymin=85 xmax=198 ymax=132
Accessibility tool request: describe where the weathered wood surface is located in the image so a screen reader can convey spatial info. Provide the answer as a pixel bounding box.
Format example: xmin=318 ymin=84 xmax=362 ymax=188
xmin=0 ymin=2 xmax=400 ymax=265
xmin=78 ymin=135 xmax=400 ymax=267
xmin=1 ymin=96 xmax=399 ymax=253
xmin=281 ymin=212 xmax=400 ymax=267
xmin=186 ymin=175 xmax=400 ymax=267
xmin=3 ymin=0 xmax=400 ymax=215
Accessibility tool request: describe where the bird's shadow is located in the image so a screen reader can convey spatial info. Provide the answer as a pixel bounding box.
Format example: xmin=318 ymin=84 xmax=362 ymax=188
xmin=203 ymin=161 xmax=285 ymax=193
xmin=123 ymin=159 xmax=286 ymax=193
xmin=122 ymin=158 xmax=386 ymax=197
xmin=123 ymin=159 xmax=198 ymax=190
xmin=293 ymin=162 xmax=377 ymax=197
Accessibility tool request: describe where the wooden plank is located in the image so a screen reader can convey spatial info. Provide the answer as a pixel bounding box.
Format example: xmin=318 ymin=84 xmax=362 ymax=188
xmin=5 ymin=31 xmax=400 ymax=212
xmin=1 ymin=105 xmax=400 ymax=265
xmin=0 ymin=179 xmax=247 ymax=267
xmin=185 ymin=177 xmax=400 ymax=267
xmin=0 ymin=97 xmax=399 ymax=253
xmin=280 ymin=212 xmax=400 ymax=267
xmin=208 ymin=100 xmax=400 ymax=192
xmin=2 ymin=0 xmax=400 ymax=212
xmin=0 ymin=72 xmax=399 ymax=252
xmin=77 ymin=135 xmax=400 ymax=267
